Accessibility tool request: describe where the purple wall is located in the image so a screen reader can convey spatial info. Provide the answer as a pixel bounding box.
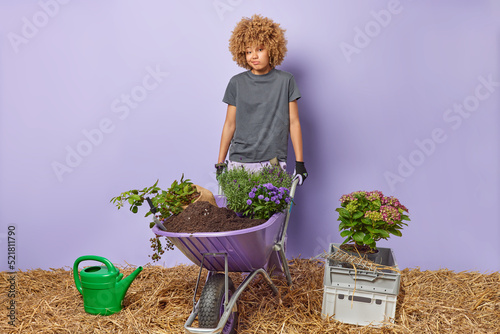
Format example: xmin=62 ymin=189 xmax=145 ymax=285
xmin=1 ymin=0 xmax=498 ymax=272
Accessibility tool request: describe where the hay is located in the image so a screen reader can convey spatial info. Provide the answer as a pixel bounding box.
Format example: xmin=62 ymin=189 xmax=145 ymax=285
xmin=321 ymin=244 xmax=401 ymax=273
xmin=1 ymin=259 xmax=498 ymax=333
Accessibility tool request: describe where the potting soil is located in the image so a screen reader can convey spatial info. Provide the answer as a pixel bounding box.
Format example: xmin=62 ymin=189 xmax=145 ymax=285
xmin=162 ymin=201 xmax=267 ymax=233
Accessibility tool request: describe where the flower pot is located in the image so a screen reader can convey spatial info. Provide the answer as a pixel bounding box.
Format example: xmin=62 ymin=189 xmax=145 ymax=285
xmin=184 ymin=185 xmax=217 ymax=208
xmin=339 ymin=244 xmax=382 ymax=264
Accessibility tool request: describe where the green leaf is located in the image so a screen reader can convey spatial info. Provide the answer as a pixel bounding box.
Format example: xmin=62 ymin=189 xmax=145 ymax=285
xmin=132 ymin=206 xmax=138 ymax=214
xmin=363 ymin=235 xmax=374 ymax=245
xmin=352 ymin=231 xmax=365 ymax=243
xmin=361 ymin=217 xmax=372 ymax=225
xmin=344 ymin=220 xmax=357 ymax=227
xmin=149 ymin=222 xmax=155 ymax=228
xmin=374 ymin=229 xmax=390 ymax=238
xmin=388 ymin=228 xmax=402 ymax=237
xmin=337 ymin=208 xmax=350 ymax=218
xmin=352 ymin=211 xmax=364 ymax=219
xmin=338 ymin=217 xmax=349 ymax=225
xmin=340 ymin=230 xmax=353 ymax=238
xmin=130 ymin=194 xmax=142 ymax=201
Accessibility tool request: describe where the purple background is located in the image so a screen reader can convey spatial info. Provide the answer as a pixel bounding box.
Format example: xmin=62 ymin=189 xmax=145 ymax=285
xmin=1 ymin=0 xmax=498 ymax=272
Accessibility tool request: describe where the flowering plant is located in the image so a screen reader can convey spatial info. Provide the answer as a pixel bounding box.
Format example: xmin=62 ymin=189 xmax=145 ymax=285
xmin=336 ymin=190 xmax=410 ymax=250
xmin=242 ymin=183 xmax=291 ymax=219
xmin=217 ymin=165 xmax=293 ymax=220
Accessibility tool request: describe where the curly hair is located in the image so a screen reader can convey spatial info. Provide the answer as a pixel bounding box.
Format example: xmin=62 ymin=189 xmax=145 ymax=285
xmin=228 ymin=14 xmax=288 ymax=70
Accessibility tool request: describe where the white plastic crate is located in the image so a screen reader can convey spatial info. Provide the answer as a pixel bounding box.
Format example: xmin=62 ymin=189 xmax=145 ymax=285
xmin=322 ymin=286 xmax=397 ymax=326
xmin=322 ymin=243 xmax=400 ymax=326
xmin=325 ymin=243 xmax=401 ymax=295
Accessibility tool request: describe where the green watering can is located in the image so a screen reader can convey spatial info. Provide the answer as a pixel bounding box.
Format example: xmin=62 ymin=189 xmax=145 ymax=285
xmin=73 ymin=255 xmax=143 ymax=316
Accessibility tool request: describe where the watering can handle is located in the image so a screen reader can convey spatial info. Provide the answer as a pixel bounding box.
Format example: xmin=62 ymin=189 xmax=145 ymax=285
xmin=73 ymin=255 xmax=117 ymax=295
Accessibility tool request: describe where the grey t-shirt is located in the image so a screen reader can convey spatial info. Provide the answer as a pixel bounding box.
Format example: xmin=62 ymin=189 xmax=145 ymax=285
xmin=223 ymin=69 xmax=301 ymax=163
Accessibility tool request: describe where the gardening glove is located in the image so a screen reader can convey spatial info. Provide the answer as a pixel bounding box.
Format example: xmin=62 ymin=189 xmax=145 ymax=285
xmin=215 ymin=162 xmax=227 ymax=177
xmin=293 ymin=161 xmax=308 ymax=185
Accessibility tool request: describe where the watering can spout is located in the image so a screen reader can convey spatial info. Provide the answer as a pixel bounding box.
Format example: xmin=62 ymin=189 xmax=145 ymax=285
xmin=116 ymin=266 xmax=143 ymax=301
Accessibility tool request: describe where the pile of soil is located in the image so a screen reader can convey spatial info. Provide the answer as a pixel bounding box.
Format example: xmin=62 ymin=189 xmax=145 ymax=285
xmin=340 ymin=243 xmax=378 ymax=254
xmin=162 ymin=201 xmax=267 ymax=233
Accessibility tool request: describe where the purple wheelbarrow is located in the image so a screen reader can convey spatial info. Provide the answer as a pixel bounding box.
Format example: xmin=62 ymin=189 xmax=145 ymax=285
xmin=151 ymin=179 xmax=298 ymax=334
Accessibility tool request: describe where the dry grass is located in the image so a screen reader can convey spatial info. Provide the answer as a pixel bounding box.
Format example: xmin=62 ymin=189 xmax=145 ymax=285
xmin=1 ymin=259 xmax=498 ymax=333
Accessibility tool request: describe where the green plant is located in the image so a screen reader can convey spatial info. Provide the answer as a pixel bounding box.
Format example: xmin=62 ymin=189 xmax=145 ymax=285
xmin=217 ymin=165 xmax=293 ymax=219
xmin=111 ymin=175 xmax=199 ymax=220
xmin=336 ymin=190 xmax=410 ymax=250
xmin=110 ymin=174 xmax=199 ymax=261
xmin=242 ymin=183 xmax=291 ymax=219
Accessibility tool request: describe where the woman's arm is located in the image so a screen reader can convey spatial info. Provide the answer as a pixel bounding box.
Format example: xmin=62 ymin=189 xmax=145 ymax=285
xmin=289 ymin=100 xmax=304 ymax=162
xmin=217 ymin=104 xmax=237 ymax=163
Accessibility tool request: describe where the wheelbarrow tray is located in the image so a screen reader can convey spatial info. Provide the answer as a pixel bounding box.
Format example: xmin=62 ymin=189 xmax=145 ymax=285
xmin=152 ymin=195 xmax=286 ymax=272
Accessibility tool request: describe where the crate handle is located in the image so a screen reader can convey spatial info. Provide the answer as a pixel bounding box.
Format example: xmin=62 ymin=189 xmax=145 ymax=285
xmin=348 ymin=270 xmax=378 ymax=281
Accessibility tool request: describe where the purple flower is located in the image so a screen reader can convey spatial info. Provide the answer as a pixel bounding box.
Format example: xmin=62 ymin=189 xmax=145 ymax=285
xmin=258 ymin=195 xmax=264 ymax=200
xmin=247 ymin=199 xmax=252 ymax=205
xmin=249 ymin=192 xmax=255 ymax=198
xmin=275 ymin=199 xmax=280 ymax=204
xmin=264 ymin=197 xmax=270 ymax=202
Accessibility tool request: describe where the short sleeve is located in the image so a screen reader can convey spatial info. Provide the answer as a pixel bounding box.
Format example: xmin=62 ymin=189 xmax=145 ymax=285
xmin=223 ymin=77 xmax=237 ymax=106
xmin=288 ymin=75 xmax=301 ymax=102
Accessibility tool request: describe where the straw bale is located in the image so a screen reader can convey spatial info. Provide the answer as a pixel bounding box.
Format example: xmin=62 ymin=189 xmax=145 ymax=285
xmin=1 ymin=259 xmax=498 ymax=333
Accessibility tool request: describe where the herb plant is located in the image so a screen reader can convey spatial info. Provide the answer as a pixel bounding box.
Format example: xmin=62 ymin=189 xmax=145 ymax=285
xmin=336 ymin=190 xmax=410 ymax=250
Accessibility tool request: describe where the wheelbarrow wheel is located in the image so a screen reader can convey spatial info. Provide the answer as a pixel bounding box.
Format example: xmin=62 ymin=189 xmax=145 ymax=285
xmin=198 ymin=274 xmax=238 ymax=334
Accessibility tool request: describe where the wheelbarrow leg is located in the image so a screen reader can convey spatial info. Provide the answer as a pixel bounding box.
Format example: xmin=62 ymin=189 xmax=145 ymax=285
xmin=274 ymin=243 xmax=292 ymax=286
xmin=271 ymin=178 xmax=299 ymax=286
